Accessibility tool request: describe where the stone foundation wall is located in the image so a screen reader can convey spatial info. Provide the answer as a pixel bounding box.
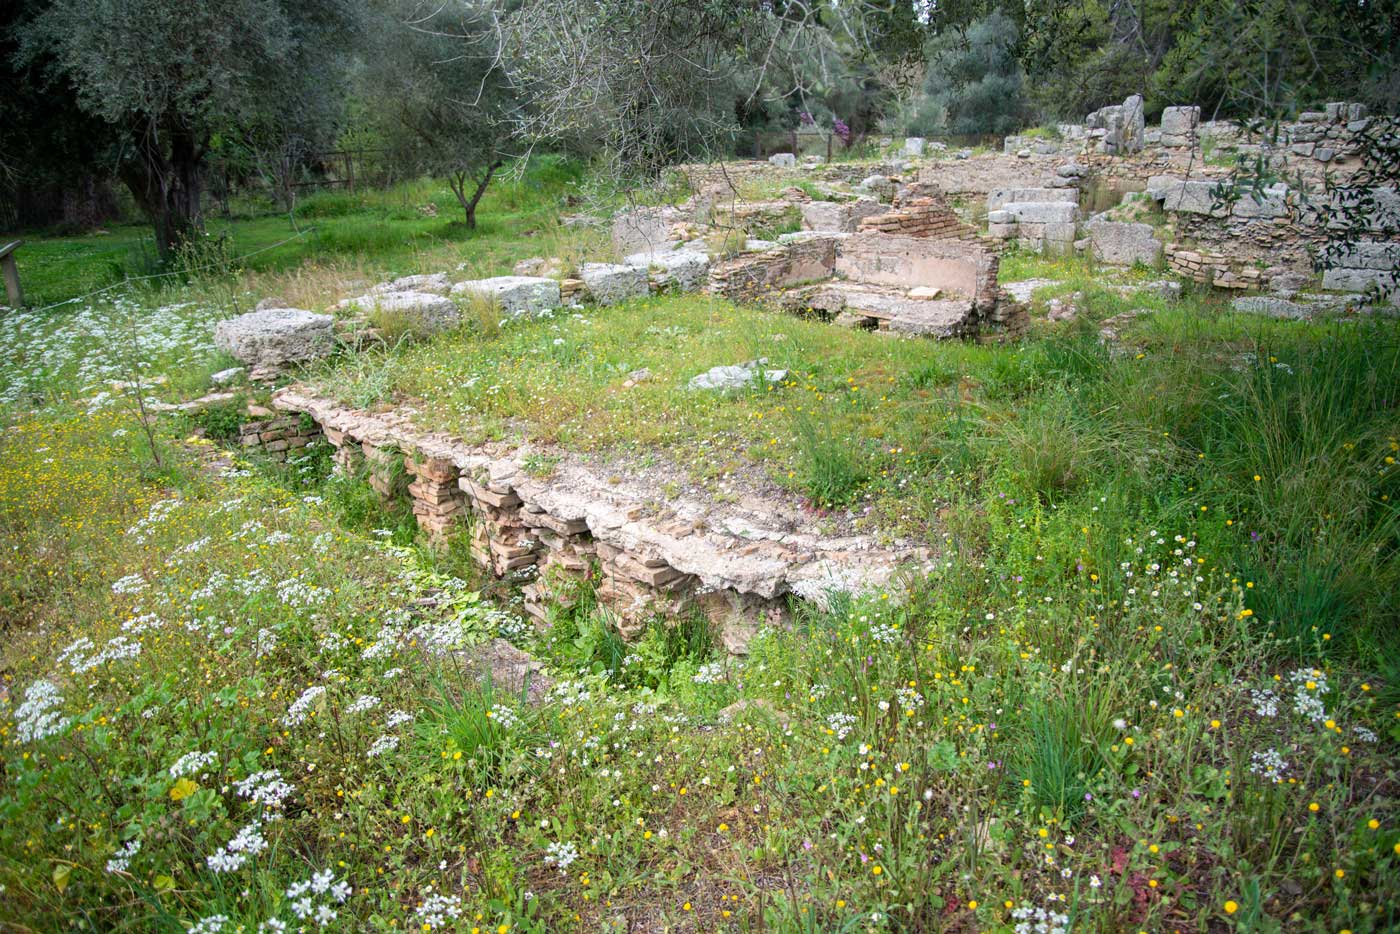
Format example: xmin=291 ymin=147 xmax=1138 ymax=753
xmin=707 ymin=237 xmax=839 ymax=305
xmin=238 ymin=413 xmax=322 ymax=462
xmin=272 ymin=389 xmax=915 ymax=651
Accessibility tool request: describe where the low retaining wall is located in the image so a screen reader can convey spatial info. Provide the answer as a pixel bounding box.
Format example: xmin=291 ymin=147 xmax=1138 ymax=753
xmin=270 ymin=389 xmax=919 ymax=652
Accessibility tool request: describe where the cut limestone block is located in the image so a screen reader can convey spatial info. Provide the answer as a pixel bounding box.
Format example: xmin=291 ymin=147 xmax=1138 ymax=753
xmin=353 ymin=290 xmax=461 ymax=333
xmin=452 ymin=276 xmax=560 ymax=318
xmin=622 ymin=250 xmax=710 ymax=292
xmin=1087 ymin=221 xmax=1163 ymax=266
xmin=579 ymin=263 xmax=649 ymax=305
xmin=987 ymin=187 xmax=1078 ymax=211
xmin=214 ymin=308 xmax=334 ymax=371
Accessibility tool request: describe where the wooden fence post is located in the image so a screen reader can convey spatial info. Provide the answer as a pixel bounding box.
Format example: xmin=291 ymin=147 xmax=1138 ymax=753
xmin=0 ymin=241 xmax=22 ymax=308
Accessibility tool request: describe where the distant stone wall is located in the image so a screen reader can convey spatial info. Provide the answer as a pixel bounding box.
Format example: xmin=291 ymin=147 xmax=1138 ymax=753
xmin=1153 ymin=180 xmax=1399 ymax=291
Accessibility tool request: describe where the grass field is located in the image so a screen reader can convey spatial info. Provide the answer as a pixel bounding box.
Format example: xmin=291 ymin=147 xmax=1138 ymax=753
xmin=11 ymin=157 xmax=597 ymax=309
xmin=2 ymin=170 xmax=1398 ymax=933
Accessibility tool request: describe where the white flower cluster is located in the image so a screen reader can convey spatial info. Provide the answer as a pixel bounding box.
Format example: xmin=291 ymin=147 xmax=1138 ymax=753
xmin=1012 ymin=903 xmax=1070 ymax=934
xmin=550 ymin=680 xmax=592 ymax=705
xmin=124 ymin=497 xmax=183 ymax=543
xmin=495 ymin=612 xmax=531 ymax=643
xmin=206 ymin=821 xmax=268 ymax=873
xmin=283 ymin=686 xmax=327 ymax=726
xmin=287 ymin=869 xmax=352 ymax=926
xmin=255 ymin=627 xmax=278 ymax=658
xmin=895 ymin=687 xmax=925 ymax=710
xmin=169 ymin=750 xmax=218 ymax=778
xmin=544 ymin=840 xmax=579 ymax=870
xmin=488 ymin=704 xmax=520 ymax=730
xmin=1250 ymin=747 xmax=1289 ymax=783
xmin=121 ymin=613 xmax=164 ymax=635
xmin=407 ymin=618 xmax=477 ymax=656
xmin=275 ymin=577 xmax=331 ymax=609
xmin=1287 ymin=667 xmax=1330 ymax=723
xmin=385 ymin=710 xmax=414 ymax=728
xmin=190 ymin=914 xmax=230 ymax=934
xmin=366 ymin=735 xmax=400 ymax=758
xmin=692 ymin=661 xmax=727 ymax=685
xmin=345 ymin=694 xmax=382 ymax=715
xmin=867 ymin=621 xmax=901 ymax=644
xmin=15 ymin=679 xmax=71 ymax=743
xmin=415 ymin=893 xmax=463 ymax=929
xmin=1250 ymin=688 xmax=1279 ymax=718
xmin=826 ymin=712 xmax=858 ymax=741
xmin=105 ymin=838 xmax=141 ymax=874
xmin=235 ymin=769 xmax=295 ymax=811
xmin=110 ymin=573 xmax=148 ymax=595
xmin=58 ymin=635 xmax=142 ymax=673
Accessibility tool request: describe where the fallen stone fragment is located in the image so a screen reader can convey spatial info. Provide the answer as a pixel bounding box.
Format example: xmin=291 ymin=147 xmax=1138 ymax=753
xmin=688 ymin=360 xmax=788 ymax=391
xmin=214 ymin=308 xmax=335 ymax=371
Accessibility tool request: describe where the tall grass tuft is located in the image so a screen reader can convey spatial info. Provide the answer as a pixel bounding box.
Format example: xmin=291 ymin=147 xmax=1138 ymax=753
xmin=793 ymin=410 xmax=868 ymax=507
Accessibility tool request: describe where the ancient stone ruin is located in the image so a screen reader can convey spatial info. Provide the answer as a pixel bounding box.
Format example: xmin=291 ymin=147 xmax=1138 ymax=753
xmin=254 ymin=389 xmax=923 ymax=654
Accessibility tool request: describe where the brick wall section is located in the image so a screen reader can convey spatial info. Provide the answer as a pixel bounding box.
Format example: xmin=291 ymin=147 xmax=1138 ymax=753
xmin=856 ymin=197 xmax=980 ymax=239
xmin=238 ymin=414 xmax=322 ymax=462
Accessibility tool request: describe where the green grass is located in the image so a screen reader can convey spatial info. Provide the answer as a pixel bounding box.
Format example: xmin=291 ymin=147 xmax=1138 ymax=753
xmin=11 ymin=156 xmax=594 ymax=309
xmin=1 ymin=173 xmax=1398 ymax=934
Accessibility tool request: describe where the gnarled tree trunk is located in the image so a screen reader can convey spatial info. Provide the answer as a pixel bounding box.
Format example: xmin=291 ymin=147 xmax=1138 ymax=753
xmin=119 ymin=123 xmax=206 ymax=258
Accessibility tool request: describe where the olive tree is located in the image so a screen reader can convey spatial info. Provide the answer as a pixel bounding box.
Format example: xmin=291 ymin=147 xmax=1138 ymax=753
xmin=20 ymin=0 xmax=362 ymax=256
xmin=360 ymin=0 xmax=518 ymax=229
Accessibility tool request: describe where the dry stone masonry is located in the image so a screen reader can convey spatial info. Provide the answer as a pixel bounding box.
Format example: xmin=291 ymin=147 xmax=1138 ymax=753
xmin=270 ymin=388 xmax=923 ymax=652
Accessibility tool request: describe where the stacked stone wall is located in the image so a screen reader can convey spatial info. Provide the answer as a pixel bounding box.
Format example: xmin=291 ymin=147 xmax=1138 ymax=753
xmin=238 ymin=414 xmax=322 ymax=462
xmin=271 ymin=389 xmax=917 ymax=651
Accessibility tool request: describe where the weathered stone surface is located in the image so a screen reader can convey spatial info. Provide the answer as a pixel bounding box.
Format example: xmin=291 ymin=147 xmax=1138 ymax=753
xmin=856 ymin=175 xmax=897 ymax=201
xmin=1001 ymin=201 xmax=1080 ymax=224
xmin=903 ymin=137 xmax=926 ymax=157
xmin=688 ymin=360 xmax=788 ymax=391
xmin=1230 ymin=187 xmax=1289 ymax=219
xmin=214 ymin=308 xmax=335 ymax=370
xmin=354 ymin=290 xmax=461 ymax=332
xmin=611 ymin=205 xmax=684 ymax=255
xmin=768 ymin=152 xmax=797 ymax=168
xmin=211 ymin=367 xmax=245 ymax=386
xmin=1088 ymin=221 xmax=1163 ymax=266
xmin=1321 ymin=266 xmax=1400 ymax=294
xmin=383 ymin=272 xmax=451 ymax=295
xmin=1159 ymin=181 xmax=1223 ymax=215
xmin=513 ymin=256 xmax=568 ymax=278
xmin=799 ymin=198 xmax=889 ymax=233
xmin=1160 ymin=105 xmax=1200 ymax=145
xmin=987 ymin=187 xmax=1078 ymax=210
xmin=623 ymin=250 xmax=710 ymax=292
xmin=579 ymin=263 xmax=649 ymax=305
xmin=452 ymin=275 xmax=560 ymax=318
xmin=1231 ymin=295 xmax=1355 ymax=319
